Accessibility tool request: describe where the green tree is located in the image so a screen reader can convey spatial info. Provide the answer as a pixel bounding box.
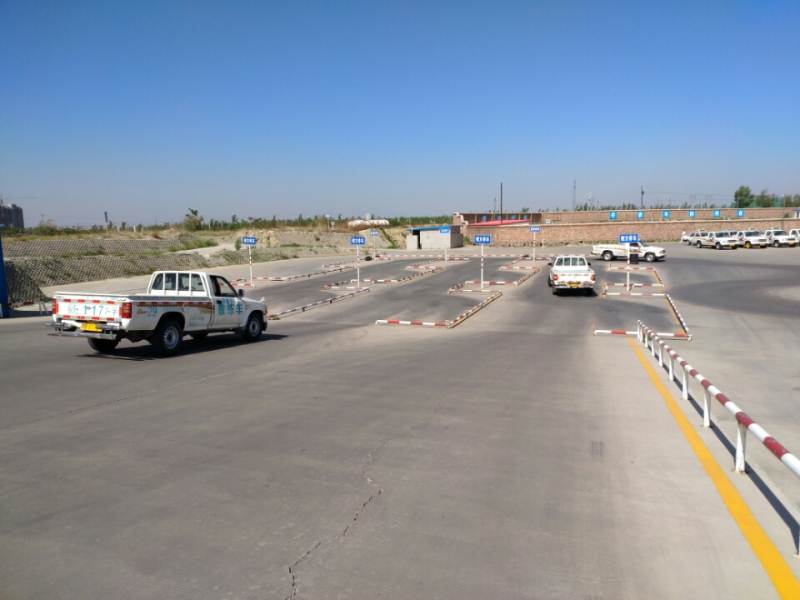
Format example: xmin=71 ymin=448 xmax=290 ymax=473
xmin=755 ymin=189 xmax=773 ymax=208
xmin=734 ymin=186 xmax=753 ymax=208
xmin=183 ymin=208 xmax=204 ymax=231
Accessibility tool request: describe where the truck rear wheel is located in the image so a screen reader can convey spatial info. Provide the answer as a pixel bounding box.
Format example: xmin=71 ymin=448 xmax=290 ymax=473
xmin=602 ymin=251 xmax=613 ymax=261
xmin=240 ymin=312 xmax=264 ymax=342
xmin=151 ymin=318 xmax=183 ymax=356
xmin=88 ymin=338 xmax=118 ymax=354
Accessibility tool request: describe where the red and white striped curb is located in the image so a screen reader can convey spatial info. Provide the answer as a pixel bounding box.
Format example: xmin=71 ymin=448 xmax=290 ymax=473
xmin=376 ymin=291 xmax=502 ymax=329
xmin=607 ymin=282 xmax=664 ymax=287
xmin=604 ymin=291 xmax=667 ymax=297
xmin=592 ymin=329 xmax=637 ymax=336
xmin=665 ymin=293 xmax=691 ymax=338
xmin=594 ymin=328 xmax=687 ymax=339
xmin=269 ymin=288 xmax=369 ymax=319
xmin=448 ymin=291 xmax=502 ymax=327
xmin=513 ymin=271 xmax=538 ymax=286
xmin=374 ymin=319 xmax=447 ymax=327
xmin=607 ymin=265 xmax=657 ymax=272
xmin=236 ymin=264 xmax=353 ymax=287
xmin=639 ymin=321 xmax=800 ymax=482
xmin=463 ymin=279 xmax=510 ymax=285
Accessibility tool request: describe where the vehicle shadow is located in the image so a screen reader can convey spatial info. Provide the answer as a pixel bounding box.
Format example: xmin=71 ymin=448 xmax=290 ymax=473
xmin=84 ymin=333 xmax=288 ymax=361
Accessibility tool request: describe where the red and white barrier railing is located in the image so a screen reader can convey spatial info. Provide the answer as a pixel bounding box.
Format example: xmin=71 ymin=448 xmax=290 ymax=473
xmin=637 ymin=321 xmax=800 ymax=481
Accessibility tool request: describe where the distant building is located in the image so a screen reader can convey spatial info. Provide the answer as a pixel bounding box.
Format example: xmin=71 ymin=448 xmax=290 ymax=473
xmin=0 ymin=201 xmax=24 ymax=229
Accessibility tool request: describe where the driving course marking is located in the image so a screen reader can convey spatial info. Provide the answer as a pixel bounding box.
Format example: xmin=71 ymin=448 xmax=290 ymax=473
xmin=628 ymin=337 xmax=800 ymax=599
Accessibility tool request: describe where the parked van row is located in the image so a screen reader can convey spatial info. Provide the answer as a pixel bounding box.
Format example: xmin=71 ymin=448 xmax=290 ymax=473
xmin=681 ymin=229 xmax=799 ymax=249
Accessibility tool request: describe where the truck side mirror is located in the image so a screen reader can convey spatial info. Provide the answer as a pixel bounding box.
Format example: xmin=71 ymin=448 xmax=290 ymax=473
xmin=238 ymin=289 xmax=244 ymax=297
xmin=547 ymin=262 xmax=552 ymax=266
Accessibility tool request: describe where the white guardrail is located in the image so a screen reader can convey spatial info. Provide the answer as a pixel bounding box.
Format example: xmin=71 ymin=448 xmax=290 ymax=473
xmin=637 ymin=321 xmax=800 ymax=480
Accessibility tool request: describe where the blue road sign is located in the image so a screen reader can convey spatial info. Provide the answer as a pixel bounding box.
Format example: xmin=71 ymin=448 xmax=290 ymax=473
xmin=619 ymin=233 xmax=640 ymax=244
xmin=369 ymin=229 xmax=380 ymax=236
xmin=713 ymin=209 xmax=721 ymax=218
xmin=439 ymin=226 xmax=451 ymax=234
xmin=636 ymin=211 xmax=645 ymax=220
xmin=736 ymin=209 xmax=745 ymax=218
xmin=529 ymin=226 xmax=541 ymax=233
xmin=350 ymin=235 xmax=366 ymax=245
xmin=473 ymin=234 xmax=492 ymax=245
xmin=662 ymin=210 xmax=671 ymax=219
xmin=241 ymin=236 xmax=257 ymax=246
xmin=688 ymin=210 xmax=696 ymax=218
xmin=609 ymin=211 xmax=618 ymax=220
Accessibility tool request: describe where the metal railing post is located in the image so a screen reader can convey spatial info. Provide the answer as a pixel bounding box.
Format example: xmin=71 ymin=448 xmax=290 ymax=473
xmin=703 ymin=388 xmax=711 ymax=428
xmin=735 ymin=423 xmax=748 ymax=473
xmin=668 ymin=353 xmax=674 ymax=381
xmin=650 ymin=334 xmax=657 ymax=357
xmin=658 ymin=341 xmax=663 ymax=367
xmin=681 ymin=367 xmax=689 ymax=401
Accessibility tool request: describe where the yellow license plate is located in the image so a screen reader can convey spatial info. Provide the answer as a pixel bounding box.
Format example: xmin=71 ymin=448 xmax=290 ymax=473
xmin=569 ymin=282 xmax=580 ymax=288
xmin=81 ymin=323 xmax=102 ymax=332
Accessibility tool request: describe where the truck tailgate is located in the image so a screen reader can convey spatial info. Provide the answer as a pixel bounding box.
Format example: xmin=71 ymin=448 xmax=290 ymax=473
xmin=55 ymin=293 xmax=128 ymax=322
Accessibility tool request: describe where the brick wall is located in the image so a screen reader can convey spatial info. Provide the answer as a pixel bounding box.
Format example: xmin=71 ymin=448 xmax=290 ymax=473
xmin=466 ymin=217 xmax=800 ymax=246
xmin=455 ymin=206 xmax=800 ymax=226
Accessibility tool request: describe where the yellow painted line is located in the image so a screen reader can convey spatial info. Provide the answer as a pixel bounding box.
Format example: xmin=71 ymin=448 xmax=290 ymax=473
xmin=627 ymin=337 xmax=800 ymax=599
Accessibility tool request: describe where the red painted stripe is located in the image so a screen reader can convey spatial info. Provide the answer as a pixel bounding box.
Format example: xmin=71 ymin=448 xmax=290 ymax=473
xmin=610 ymin=329 xmax=627 ymax=334
xmin=411 ymin=320 xmax=422 ymax=325
xmin=688 ymin=368 xmax=698 ymax=377
xmin=735 ymin=412 xmax=755 ymax=427
xmin=715 ymin=392 xmax=731 ymax=406
xmin=387 ymin=320 xmax=399 ymax=324
xmin=700 ymin=379 xmax=712 ymax=389
xmin=763 ymin=437 xmax=789 ymax=459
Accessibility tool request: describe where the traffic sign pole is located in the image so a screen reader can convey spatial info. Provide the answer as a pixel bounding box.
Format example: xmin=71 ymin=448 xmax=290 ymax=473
xmin=626 ymin=243 xmax=631 ymax=291
xmin=356 ymin=244 xmax=360 ymax=289
xmin=533 ymin=231 xmax=536 ymax=262
xmin=480 ymin=243 xmax=485 ymax=291
xmin=249 ymin=245 xmax=253 ymax=288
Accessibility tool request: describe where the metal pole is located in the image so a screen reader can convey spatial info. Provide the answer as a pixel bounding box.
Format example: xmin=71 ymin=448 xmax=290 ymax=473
xmin=500 ymin=182 xmax=503 ymax=223
xmin=480 ymin=243 xmax=485 ymax=291
xmin=248 ymin=245 xmax=253 ymax=288
xmin=533 ymin=231 xmax=536 ymax=262
xmin=356 ymin=245 xmax=360 ymax=289
xmin=626 ymin=242 xmax=631 ymax=291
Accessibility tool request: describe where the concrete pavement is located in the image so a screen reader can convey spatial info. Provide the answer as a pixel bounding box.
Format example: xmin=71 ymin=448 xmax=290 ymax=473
xmin=1 ymin=244 xmax=799 ymax=599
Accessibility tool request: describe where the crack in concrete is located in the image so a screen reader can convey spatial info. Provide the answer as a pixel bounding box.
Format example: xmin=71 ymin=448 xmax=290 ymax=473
xmin=282 ymin=450 xmax=386 ymax=600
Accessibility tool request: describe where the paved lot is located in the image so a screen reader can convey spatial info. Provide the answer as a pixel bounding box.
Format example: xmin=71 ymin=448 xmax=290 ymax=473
xmin=1 ymin=244 xmax=799 ymax=599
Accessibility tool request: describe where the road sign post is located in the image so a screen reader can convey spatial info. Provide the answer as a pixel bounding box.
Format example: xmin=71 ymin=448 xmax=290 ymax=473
xmin=242 ymin=236 xmax=257 ymax=288
xmin=351 ymin=235 xmax=366 ymax=288
xmin=370 ymin=229 xmax=379 ymax=256
xmin=529 ymin=226 xmax=540 ymax=262
xmin=439 ymin=226 xmax=451 ymax=262
xmin=618 ymin=233 xmax=639 ymax=291
xmin=473 ymin=234 xmax=492 ymax=290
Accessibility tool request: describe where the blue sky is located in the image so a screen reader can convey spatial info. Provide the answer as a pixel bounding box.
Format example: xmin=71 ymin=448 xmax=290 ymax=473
xmin=2 ymin=1 xmax=799 ymax=226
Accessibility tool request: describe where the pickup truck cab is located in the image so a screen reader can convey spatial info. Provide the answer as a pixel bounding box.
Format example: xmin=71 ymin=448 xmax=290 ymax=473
xmin=696 ymin=231 xmax=738 ymax=249
xmin=591 ymin=241 xmax=666 ymax=262
xmin=547 ymin=255 xmax=596 ymax=295
xmin=736 ymin=230 xmax=768 ymax=249
xmin=764 ymin=229 xmax=798 ymax=247
xmin=49 ymin=271 xmax=268 ymax=356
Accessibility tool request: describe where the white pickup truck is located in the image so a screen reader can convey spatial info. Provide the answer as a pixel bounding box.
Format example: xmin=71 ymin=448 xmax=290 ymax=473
xmin=547 ymin=255 xmax=596 ymax=295
xmin=591 ymin=241 xmax=666 ymax=262
xmin=49 ymin=271 xmax=268 ymax=355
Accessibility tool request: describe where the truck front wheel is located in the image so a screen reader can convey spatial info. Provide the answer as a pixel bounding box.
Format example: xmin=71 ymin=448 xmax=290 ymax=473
xmin=602 ymin=251 xmax=613 ymax=261
xmin=151 ymin=318 xmax=183 ymax=356
xmin=88 ymin=338 xmax=119 ymax=354
xmin=644 ymin=253 xmax=655 ymax=262
xmin=240 ymin=312 xmax=264 ymax=342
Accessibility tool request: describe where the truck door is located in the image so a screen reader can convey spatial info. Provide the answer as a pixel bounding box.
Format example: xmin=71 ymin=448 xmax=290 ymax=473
xmin=209 ymin=275 xmax=244 ymax=329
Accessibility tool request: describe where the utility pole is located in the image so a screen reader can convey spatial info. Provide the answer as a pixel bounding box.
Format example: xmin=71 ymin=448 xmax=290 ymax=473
xmin=640 ymin=186 xmax=645 ymax=209
xmin=500 ymin=182 xmax=503 ymax=222
xmin=572 ymin=180 xmax=576 ymax=211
